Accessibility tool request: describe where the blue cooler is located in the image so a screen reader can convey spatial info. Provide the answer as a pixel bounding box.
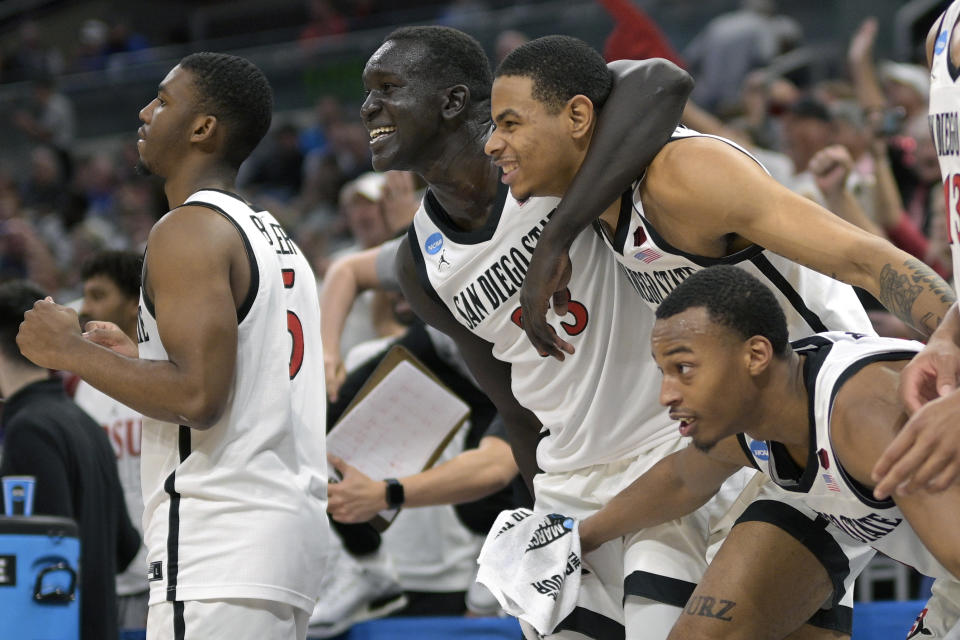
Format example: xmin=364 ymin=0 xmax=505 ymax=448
xmin=0 ymin=516 xmax=80 ymax=640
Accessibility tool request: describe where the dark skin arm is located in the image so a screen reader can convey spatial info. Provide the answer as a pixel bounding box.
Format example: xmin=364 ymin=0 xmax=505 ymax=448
xmin=519 ymin=58 xmax=693 ymax=358
xmin=879 ymin=14 xmax=960 ymax=499
xmin=396 ymin=237 xmax=542 ymax=493
xmin=834 ymin=360 xmax=960 ymax=578
xmin=17 ymin=206 xmax=247 ymax=429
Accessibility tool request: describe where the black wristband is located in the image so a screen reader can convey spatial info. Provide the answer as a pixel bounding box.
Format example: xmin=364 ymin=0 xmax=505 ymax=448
xmin=385 ymin=478 xmax=405 ymax=509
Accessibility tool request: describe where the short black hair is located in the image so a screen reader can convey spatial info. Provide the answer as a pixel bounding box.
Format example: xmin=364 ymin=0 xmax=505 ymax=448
xmin=81 ymin=250 xmax=143 ymax=300
xmin=496 ymin=35 xmax=612 ymax=114
xmin=178 ymin=52 xmax=273 ymax=169
xmin=656 ymin=266 xmax=789 ymax=357
xmin=0 ymin=280 xmax=47 ymax=366
xmin=384 ymin=26 xmax=492 ymax=102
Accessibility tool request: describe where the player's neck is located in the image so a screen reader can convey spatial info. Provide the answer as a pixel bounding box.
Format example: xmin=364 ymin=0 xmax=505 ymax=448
xmin=163 ymin=161 xmax=237 ymax=209
xmin=747 ymin=353 xmax=811 ymax=454
xmin=423 ymin=136 xmax=502 ymax=231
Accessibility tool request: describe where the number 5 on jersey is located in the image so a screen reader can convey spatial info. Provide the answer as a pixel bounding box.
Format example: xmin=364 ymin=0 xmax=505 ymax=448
xmin=282 ymin=268 xmax=304 ymax=379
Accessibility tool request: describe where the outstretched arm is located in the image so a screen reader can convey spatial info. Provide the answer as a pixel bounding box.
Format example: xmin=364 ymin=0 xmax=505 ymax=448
xmin=649 ymin=137 xmax=955 ymax=335
xmin=519 ymin=58 xmax=693 ymax=359
xmin=321 ymin=246 xmax=385 ymax=402
xmin=579 ymin=437 xmax=747 ymax=552
xmin=396 ymin=238 xmax=542 ymax=492
xmin=327 ymin=433 xmax=518 ymax=523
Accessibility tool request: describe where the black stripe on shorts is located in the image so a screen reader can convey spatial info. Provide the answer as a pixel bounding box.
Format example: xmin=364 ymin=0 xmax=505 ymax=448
xmin=623 ymin=570 xmax=696 ymax=608
xmin=734 ymin=499 xmax=853 ymax=633
xmin=553 ymin=606 xmax=625 ymax=640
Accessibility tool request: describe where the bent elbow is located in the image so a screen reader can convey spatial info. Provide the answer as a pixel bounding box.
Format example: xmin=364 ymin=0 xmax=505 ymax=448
xmin=181 ymin=392 xmax=227 ymax=430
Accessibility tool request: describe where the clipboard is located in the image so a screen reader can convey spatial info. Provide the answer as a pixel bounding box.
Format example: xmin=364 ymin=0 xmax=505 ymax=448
xmin=327 ymin=344 xmax=471 ymax=531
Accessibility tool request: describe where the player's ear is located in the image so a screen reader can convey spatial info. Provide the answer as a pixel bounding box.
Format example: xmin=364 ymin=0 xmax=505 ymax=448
xmin=441 ymin=85 xmax=470 ymax=120
xmin=190 ymin=114 xmax=218 ymax=144
xmin=567 ymin=95 xmax=594 ymax=140
xmin=745 ymin=335 xmax=774 ymax=376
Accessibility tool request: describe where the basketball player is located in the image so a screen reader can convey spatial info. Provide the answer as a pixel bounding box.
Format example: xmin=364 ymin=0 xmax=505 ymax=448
xmin=74 ymin=250 xmax=150 ymax=630
xmin=485 ymin=35 xmax=955 ymax=638
xmin=17 ymin=53 xmax=328 ymax=640
xmin=577 ymin=265 xmax=960 ymax=639
xmin=365 ymin=25 xmax=769 ymax=639
xmin=876 ymin=2 xmax=960 ymax=504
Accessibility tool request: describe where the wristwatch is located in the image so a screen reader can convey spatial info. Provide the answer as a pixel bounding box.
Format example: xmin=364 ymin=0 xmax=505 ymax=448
xmin=384 ymin=478 xmax=405 ymax=509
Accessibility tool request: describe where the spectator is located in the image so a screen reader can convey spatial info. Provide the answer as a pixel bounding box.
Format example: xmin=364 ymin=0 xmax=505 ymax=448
xmin=72 ymin=251 xmax=149 ymax=631
xmin=0 ymin=280 xmax=139 ymax=640
xmin=12 ymin=75 xmax=75 ymax=180
xmin=684 ymin=0 xmax=802 ymax=114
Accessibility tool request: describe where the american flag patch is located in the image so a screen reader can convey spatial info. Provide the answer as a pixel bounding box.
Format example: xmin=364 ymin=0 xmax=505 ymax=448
xmin=822 ymin=473 xmax=841 ymax=492
xmin=633 ymin=248 xmax=662 ymax=263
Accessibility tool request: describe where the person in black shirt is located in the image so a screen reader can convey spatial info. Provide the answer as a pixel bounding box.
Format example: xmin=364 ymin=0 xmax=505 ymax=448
xmin=0 ymin=280 xmax=139 ymax=640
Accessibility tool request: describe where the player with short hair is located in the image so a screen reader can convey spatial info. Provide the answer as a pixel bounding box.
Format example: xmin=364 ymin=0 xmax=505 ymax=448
xmin=577 ymin=265 xmax=960 ymax=639
xmin=17 ymin=52 xmax=329 ymax=640
xmin=365 ymin=24 xmax=758 ymax=639
xmin=486 ymin=34 xmax=955 ymax=638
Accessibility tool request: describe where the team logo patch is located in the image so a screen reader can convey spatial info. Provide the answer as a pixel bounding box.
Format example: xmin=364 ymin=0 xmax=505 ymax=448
xmin=907 ymin=606 xmax=933 ymax=637
xmin=437 ymin=250 xmax=452 ymax=272
xmin=424 ymin=232 xmax=444 ymax=255
xmin=818 ymin=448 xmax=830 ymax=469
xmin=148 ymin=561 xmax=163 ymax=582
xmin=526 ymin=513 xmax=574 ymax=551
xmin=936 ymin=30 xmax=948 ymax=56
xmin=750 ymin=440 xmax=769 ymax=461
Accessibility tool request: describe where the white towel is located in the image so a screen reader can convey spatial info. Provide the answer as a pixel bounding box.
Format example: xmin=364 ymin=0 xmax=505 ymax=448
xmin=476 ymin=509 xmax=582 ymax=635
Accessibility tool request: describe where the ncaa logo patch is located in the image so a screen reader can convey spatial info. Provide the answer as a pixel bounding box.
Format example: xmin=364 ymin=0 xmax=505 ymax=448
xmin=936 ymin=30 xmax=948 ymax=56
xmin=425 ymin=232 xmax=443 ymax=255
xmin=750 ymin=440 xmax=769 ymax=461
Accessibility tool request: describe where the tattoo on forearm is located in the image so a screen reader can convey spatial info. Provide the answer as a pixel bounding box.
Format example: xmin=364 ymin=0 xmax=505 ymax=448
xmin=683 ymin=595 xmax=735 ymax=622
xmin=878 ymin=259 xmax=956 ymax=334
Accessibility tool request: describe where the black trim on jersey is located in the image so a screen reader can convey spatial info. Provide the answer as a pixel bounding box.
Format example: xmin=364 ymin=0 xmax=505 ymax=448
xmin=182 ymin=200 xmax=259 ymax=324
xmin=807 ymin=605 xmax=853 ymax=634
xmin=827 ymin=350 xmax=919 ymax=510
xmin=163 ymin=427 xmax=191 ymax=602
xmin=405 ymin=224 xmax=444 ymax=305
xmin=735 ymin=433 xmax=762 ymax=470
xmin=626 ymin=206 xmax=764 ymax=267
xmin=943 ymin=11 xmax=960 ymax=83
xmin=142 ymin=261 xmax=156 ymax=319
xmin=734 ymin=499 xmax=851 ymax=611
xmin=623 ymin=570 xmax=696 ymax=608
xmin=173 ymin=600 xmax=186 ymax=640
xmin=611 ymin=188 xmax=637 ymax=254
xmin=763 ymin=339 xmax=834 ymax=494
xmin=553 ymin=605 xmax=625 ymax=640
xmin=420 ymin=179 xmax=509 ymax=245
xmin=750 ymin=254 xmax=828 ymax=333
xmin=192 ymin=187 xmax=264 ymax=212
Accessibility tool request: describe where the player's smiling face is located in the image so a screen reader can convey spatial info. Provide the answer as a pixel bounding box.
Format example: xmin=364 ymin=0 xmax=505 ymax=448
xmin=485 ymin=74 xmax=584 ymax=201
xmin=652 ymin=307 xmax=755 ymax=453
xmin=361 ymin=39 xmax=443 ymax=172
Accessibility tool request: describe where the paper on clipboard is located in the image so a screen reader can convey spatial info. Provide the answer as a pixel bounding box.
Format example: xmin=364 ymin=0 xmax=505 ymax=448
xmin=327 ymin=347 xmax=470 ymax=485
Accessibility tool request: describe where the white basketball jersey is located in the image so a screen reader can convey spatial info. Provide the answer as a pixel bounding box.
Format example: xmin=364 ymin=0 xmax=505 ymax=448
xmin=740 ymin=332 xmax=953 ymax=579
xmin=409 ymin=185 xmax=675 ymax=473
xmin=605 ymin=127 xmax=874 ymax=339
xmin=137 ymin=189 xmax=328 ymax=611
xmin=73 ymin=381 xmax=147 ymax=596
xmin=929 ymin=1 xmax=960 ymax=293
